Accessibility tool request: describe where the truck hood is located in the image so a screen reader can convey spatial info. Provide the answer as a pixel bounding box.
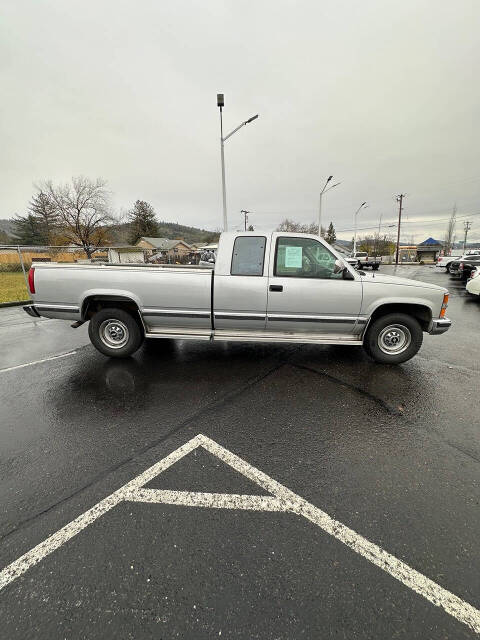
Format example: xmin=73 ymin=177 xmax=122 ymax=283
xmin=360 ymin=272 xmax=447 ymax=292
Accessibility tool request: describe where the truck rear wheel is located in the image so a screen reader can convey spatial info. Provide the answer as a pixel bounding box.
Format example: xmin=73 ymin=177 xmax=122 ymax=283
xmin=88 ymin=308 xmax=144 ymax=358
xmin=363 ymin=313 xmax=423 ymax=364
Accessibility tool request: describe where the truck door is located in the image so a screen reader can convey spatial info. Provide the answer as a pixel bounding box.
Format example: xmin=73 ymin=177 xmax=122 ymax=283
xmin=266 ymin=234 xmax=364 ymax=335
xmin=213 ymin=235 xmax=269 ymax=334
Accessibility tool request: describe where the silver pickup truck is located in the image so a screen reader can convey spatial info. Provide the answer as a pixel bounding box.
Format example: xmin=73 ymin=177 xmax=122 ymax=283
xmin=24 ymin=231 xmax=451 ymax=364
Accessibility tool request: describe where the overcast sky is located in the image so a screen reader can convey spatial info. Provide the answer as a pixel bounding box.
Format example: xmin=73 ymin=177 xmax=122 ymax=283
xmin=1 ymin=0 xmax=480 ymax=243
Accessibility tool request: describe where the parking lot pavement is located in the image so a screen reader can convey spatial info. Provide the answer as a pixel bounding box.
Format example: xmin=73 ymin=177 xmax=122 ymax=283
xmin=0 ymin=306 xmax=90 ymax=371
xmin=0 ymin=266 xmax=479 ymax=638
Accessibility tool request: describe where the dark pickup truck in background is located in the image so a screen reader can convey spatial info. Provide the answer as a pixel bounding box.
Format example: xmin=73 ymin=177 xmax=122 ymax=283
xmin=449 ymin=256 xmax=480 ymax=281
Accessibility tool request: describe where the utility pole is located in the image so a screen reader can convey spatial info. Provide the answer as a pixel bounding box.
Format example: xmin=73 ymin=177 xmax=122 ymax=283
xmin=463 ymin=220 xmax=472 ymax=252
xmin=241 ymin=209 xmax=250 ymax=231
xmin=395 ymin=194 xmax=405 ymax=265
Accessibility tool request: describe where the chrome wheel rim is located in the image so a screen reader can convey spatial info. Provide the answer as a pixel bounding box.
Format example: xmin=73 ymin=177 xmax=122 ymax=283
xmin=377 ymin=324 xmax=411 ymax=355
xmin=99 ymin=319 xmax=129 ymax=349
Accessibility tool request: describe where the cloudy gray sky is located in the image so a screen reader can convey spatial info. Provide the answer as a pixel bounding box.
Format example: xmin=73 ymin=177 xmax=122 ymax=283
xmin=1 ymin=0 xmax=480 ymax=243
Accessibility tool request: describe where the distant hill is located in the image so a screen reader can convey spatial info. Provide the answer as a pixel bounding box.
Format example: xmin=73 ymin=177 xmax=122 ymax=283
xmin=108 ymin=220 xmax=219 ymax=245
xmin=0 ymin=219 xmax=14 ymax=236
xmin=155 ymin=221 xmax=219 ymax=244
xmin=0 ymin=219 xmax=15 ymax=243
xmin=0 ymin=218 xmax=219 ymax=246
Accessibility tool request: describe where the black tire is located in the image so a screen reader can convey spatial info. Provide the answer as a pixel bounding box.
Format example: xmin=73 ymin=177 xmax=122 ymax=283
xmin=363 ymin=313 xmax=423 ymax=364
xmin=88 ymin=308 xmax=144 ymax=358
xmin=372 ymin=264 xmax=379 ymax=271
xmin=445 ymin=264 xmax=451 ymax=273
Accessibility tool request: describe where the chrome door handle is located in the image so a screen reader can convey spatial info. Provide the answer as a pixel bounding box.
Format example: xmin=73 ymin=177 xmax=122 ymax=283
xmin=269 ymin=285 xmax=283 ymax=292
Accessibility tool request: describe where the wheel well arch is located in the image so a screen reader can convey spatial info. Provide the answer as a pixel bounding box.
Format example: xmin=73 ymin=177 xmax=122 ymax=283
xmin=81 ymin=295 xmax=141 ymax=324
xmin=368 ymin=303 xmax=432 ymax=332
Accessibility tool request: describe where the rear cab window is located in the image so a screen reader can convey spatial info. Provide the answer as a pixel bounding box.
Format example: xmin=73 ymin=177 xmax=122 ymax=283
xmin=231 ymin=236 xmax=266 ymax=276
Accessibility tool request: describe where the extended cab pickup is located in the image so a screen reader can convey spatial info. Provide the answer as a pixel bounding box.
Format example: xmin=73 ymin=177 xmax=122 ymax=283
xmin=24 ymin=232 xmax=451 ymax=364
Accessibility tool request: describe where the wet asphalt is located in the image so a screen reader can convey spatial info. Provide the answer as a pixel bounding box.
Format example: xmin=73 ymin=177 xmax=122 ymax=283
xmin=0 ymin=265 xmax=479 ymax=639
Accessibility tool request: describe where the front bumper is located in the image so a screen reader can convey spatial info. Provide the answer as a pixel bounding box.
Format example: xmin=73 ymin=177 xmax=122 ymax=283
xmin=429 ymin=317 xmax=452 ymax=335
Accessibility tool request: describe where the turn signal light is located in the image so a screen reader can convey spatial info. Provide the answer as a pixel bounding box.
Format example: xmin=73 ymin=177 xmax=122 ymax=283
xmin=440 ymin=293 xmax=449 ymax=318
xmin=28 ymin=267 xmax=35 ymax=294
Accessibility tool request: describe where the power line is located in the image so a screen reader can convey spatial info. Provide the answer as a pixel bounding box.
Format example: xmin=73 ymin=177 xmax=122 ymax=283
xmin=335 ymin=209 xmax=480 ymax=233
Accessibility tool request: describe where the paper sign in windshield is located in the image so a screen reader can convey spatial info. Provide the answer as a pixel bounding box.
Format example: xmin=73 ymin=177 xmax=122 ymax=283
xmin=285 ymin=246 xmax=302 ymax=268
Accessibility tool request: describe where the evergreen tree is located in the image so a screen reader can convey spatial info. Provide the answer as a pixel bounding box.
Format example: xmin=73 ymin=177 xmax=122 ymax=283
xmin=28 ymin=191 xmax=59 ymax=244
xmin=12 ymin=214 xmax=45 ymax=245
xmin=128 ymin=200 xmax=159 ymax=243
xmin=325 ymin=221 xmax=336 ymax=244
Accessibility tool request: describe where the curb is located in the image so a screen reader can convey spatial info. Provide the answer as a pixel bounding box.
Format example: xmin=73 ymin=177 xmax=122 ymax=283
xmin=0 ymin=300 xmax=32 ymax=308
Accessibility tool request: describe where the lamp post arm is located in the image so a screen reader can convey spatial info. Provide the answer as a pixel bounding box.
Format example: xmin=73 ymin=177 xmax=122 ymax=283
xmin=223 ymin=121 xmax=246 ymax=142
xmin=324 ymin=182 xmax=341 ymax=194
xmin=223 ymin=114 xmax=259 ymax=142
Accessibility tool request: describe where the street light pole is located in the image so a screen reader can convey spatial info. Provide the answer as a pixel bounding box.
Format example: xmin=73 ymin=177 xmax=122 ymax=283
xmin=217 ymin=93 xmax=259 ymax=232
xmin=395 ymin=194 xmax=405 ymax=266
xmin=353 ymin=202 xmax=367 ymax=254
xmin=218 ymin=99 xmax=228 ymax=233
xmin=318 ymin=175 xmax=340 ymax=236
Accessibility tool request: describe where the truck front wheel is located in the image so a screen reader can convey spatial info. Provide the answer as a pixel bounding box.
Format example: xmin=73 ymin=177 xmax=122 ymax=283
xmin=363 ymin=313 xmax=423 ymax=364
xmin=88 ymin=308 xmax=144 ymax=358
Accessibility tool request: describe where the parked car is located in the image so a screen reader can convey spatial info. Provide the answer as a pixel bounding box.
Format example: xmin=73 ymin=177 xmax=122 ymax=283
xmin=23 ymin=231 xmax=451 ymax=364
xmin=449 ymin=256 xmax=480 ymax=281
xmin=350 ymin=251 xmax=381 ymax=270
xmin=436 ymin=250 xmax=480 ymax=272
xmin=466 ymin=267 xmax=480 ymax=296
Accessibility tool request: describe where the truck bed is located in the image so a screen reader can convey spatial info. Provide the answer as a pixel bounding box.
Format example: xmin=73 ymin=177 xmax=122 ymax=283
xmin=30 ymin=262 xmax=214 ymax=336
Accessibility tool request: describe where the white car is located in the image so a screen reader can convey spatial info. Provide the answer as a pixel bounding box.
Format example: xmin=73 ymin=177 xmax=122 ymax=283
xmin=466 ymin=267 xmax=480 ymax=296
xmin=436 ymin=251 xmax=480 ymax=272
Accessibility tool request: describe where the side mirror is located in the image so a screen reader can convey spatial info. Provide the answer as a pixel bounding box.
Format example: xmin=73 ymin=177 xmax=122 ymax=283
xmin=333 ymin=259 xmax=345 ymax=274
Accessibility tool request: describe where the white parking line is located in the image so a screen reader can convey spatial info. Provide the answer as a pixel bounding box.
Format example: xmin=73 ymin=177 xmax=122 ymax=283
xmin=0 ymin=351 xmax=77 ymax=374
xmin=0 ymin=433 xmax=479 ymax=634
xmin=128 ymin=488 xmax=285 ymax=511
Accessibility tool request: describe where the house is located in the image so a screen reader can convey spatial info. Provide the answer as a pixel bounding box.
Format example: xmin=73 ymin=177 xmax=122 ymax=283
xmin=416 ymin=237 xmax=443 ymax=263
xmin=108 ymin=245 xmax=147 ymax=264
xmin=135 ymin=237 xmax=193 ymax=258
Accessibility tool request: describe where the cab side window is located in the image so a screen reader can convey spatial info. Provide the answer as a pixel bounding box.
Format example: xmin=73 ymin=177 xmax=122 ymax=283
xmin=231 ymin=236 xmax=266 ymax=276
xmin=274 ymin=236 xmax=342 ymax=279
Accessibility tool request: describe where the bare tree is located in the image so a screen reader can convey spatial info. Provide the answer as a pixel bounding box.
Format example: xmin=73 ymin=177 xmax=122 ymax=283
xmin=42 ymin=177 xmax=112 ymax=257
xmin=277 ymin=218 xmax=323 ymax=234
xmin=443 ymin=205 xmax=456 ymax=256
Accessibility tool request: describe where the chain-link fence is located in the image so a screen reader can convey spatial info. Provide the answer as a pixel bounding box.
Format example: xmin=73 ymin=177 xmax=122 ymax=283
xmin=0 ymin=244 xmax=204 ymax=304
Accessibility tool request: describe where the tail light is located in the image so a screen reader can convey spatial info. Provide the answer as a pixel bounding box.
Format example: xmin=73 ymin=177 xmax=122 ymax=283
xmin=27 ymin=267 xmax=35 ymax=294
xmin=440 ymin=293 xmax=449 ymax=318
